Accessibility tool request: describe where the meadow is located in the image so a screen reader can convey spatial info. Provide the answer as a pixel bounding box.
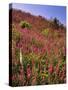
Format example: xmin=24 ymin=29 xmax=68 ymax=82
xmin=9 ymin=9 xmax=66 ymax=86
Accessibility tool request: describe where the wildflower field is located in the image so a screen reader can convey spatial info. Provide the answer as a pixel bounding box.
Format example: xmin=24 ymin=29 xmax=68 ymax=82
xmin=9 ymin=8 xmax=66 ymax=86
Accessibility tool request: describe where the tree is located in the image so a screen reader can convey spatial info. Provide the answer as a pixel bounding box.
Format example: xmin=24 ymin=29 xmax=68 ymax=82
xmin=53 ymin=17 xmax=60 ymax=29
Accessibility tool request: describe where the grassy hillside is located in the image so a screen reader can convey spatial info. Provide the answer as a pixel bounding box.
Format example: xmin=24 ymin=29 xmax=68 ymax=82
xmin=9 ymin=9 xmax=66 ymax=86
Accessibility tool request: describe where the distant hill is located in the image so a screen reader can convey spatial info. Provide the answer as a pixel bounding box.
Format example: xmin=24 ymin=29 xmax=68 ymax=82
xmin=9 ymin=9 xmax=50 ymax=31
xmin=9 ymin=9 xmax=66 ymax=32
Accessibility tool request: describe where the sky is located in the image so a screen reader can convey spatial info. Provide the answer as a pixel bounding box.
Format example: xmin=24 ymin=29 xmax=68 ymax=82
xmin=11 ymin=3 xmax=66 ymax=25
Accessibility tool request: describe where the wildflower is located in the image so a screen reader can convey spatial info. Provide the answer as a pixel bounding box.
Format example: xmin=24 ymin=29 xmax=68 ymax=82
xmin=26 ymin=64 xmax=31 ymax=79
xmin=16 ymin=42 xmax=22 ymax=48
xmin=12 ymin=74 xmax=16 ymax=81
xmin=41 ymin=47 xmax=46 ymax=54
xmin=32 ymin=46 xmax=39 ymax=54
xmin=48 ymin=64 xmax=53 ymax=74
xmin=55 ymin=64 xmax=59 ymax=74
xmin=18 ymin=74 xmax=23 ymax=81
xmin=32 ymin=59 xmax=35 ymax=66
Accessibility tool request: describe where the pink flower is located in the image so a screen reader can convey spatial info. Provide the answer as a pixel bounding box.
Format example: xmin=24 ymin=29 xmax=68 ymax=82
xmin=41 ymin=47 xmax=46 ymax=54
xmin=26 ymin=65 xmax=31 ymax=79
xmin=32 ymin=46 xmax=39 ymax=54
xmin=32 ymin=59 xmax=35 ymax=66
xmin=18 ymin=74 xmax=23 ymax=81
xmin=48 ymin=64 xmax=53 ymax=74
xmin=21 ymin=28 xmax=29 ymax=33
xmin=16 ymin=42 xmax=22 ymax=48
xmin=12 ymin=74 xmax=16 ymax=81
xmin=55 ymin=64 xmax=59 ymax=74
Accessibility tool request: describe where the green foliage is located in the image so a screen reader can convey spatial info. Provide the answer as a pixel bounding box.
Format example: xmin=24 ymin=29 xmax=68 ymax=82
xmin=29 ymin=52 xmax=40 ymax=61
xmin=22 ymin=54 xmax=32 ymax=71
xmin=32 ymin=38 xmax=43 ymax=48
xmin=42 ymin=28 xmax=49 ymax=37
xmin=12 ymin=24 xmax=20 ymax=42
xmin=53 ymin=58 xmax=58 ymax=66
xmin=12 ymin=63 xmax=20 ymax=74
xmin=37 ymin=73 xmax=42 ymax=84
xmin=41 ymin=72 xmax=48 ymax=77
xmin=15 ymin=48 xmax=20 ymax=60
xmin=20 ymin=21 xmax=32 ymax=29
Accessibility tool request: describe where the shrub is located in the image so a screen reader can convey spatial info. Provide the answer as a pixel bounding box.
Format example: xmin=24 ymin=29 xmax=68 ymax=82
xmin=42 ymin=28 xmax=49 ymax=37
xmin=20 ymin=21 xmax=32 ymax=29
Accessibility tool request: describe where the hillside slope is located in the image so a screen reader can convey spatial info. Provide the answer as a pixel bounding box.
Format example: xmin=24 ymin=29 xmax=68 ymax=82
xmin=9 ymin=9 xmax=66 ymax=86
